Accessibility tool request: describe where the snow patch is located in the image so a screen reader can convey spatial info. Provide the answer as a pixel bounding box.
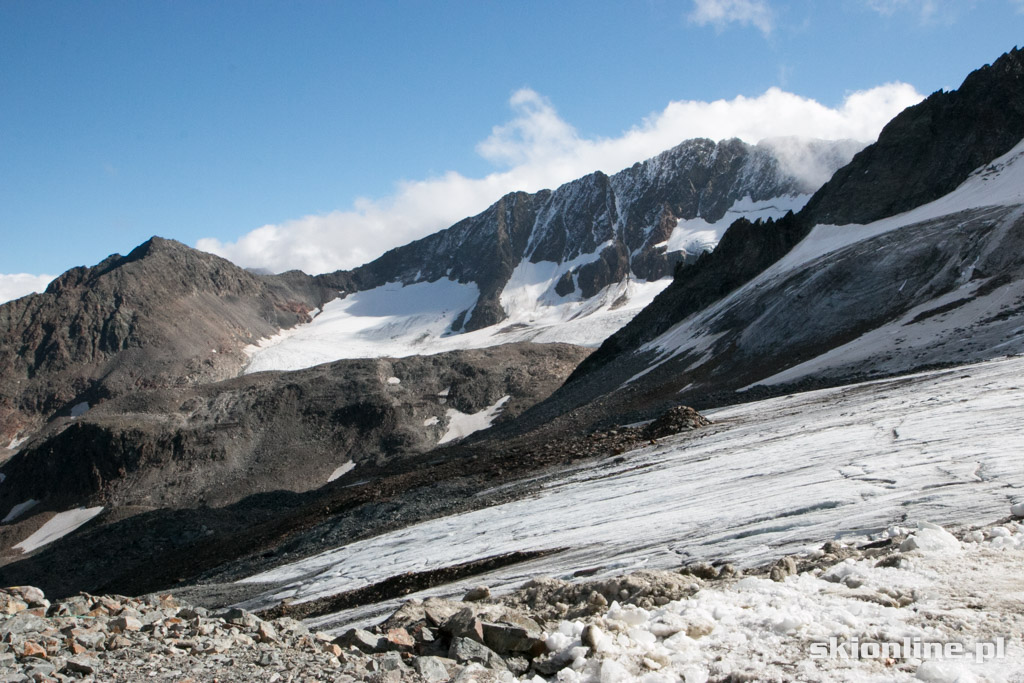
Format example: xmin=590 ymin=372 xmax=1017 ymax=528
xmin=4 ymin=436 xmax=27 ymax=451
xmin=665 ymin=194 xmax=812 ymax=256
xmin=327 ymin=462 xmax=356 ymax=483
xmin=13 ymin=506 xmax=104 ymax=553
xmin=243 ymin=279 xmax=481 ymax=371
xmin=438 ymin=396 xmax=510 ymax=445
xmin=2 ymin=499 xmax=38 ymax=523
xmin=386 ymin=377 xmax=401 ymax=385
xmin=422 ymin=417 xmax=439 ymax=427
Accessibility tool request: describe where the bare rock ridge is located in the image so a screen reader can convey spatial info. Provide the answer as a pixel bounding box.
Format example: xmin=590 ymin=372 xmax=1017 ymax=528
xmin=0 ymin=236 xmax=332 ymax=443
xmin=315 ymin=138 xmax=860 ymax=331
xmin=0 ymin=343 xmax=589 ymax=516
xmin=552 ymin=46 xmax=1024 ymax=417
xmin=801 ymin=46 xmax=1024 ymax=225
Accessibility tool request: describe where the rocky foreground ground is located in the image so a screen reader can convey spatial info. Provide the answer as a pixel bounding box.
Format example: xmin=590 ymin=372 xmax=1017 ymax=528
xmin=2 ymin=513 xmax=1023 ymax=683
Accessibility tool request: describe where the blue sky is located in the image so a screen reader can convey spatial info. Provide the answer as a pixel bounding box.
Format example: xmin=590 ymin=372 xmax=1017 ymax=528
xmin=1 ymin=0 xmax=1022 ymax=299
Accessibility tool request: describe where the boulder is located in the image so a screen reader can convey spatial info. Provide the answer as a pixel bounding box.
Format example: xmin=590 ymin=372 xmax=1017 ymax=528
xmin=448 ymin=637 xmax=507 ymax=670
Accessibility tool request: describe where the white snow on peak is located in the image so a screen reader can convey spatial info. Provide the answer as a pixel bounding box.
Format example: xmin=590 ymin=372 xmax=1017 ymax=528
xmin=13 ymin=506 xmax=104 ymax=553
xmin=438 ymin=395 xmax=510 ymax=445
xmin=2 ymin=498 xmax=38 ymax=524
xmin=664 ymin=193 xmax=812 ymax=256
xmin=242 ymin=188 xmax=818 ymax=374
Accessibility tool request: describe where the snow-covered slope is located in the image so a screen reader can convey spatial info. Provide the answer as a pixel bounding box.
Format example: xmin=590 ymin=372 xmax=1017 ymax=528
xmin=635 ymin=137 xmax=1024 ymax=391
xmin=244 ymin=273 xmax=667 ymax=370
xmin=235 ymin=356 xmax=1024 ymax=633
xmin=246 ymin=138 xmax=860 ymax=372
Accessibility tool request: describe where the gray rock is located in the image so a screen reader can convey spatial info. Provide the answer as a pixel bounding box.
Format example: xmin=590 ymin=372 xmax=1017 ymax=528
xmin=337 ymin=629 xmax=384 ymax=654
xmin=258 ymin=651 xmax=283 ymax=668
xmin=217 ymin=607 xmax=261 ymax=630
xmin=377 ymin=651 xmax=407 ymax=672
xmin=452 ymin=663 xmax=516 ymax=683
xmin=62 ymin=657 xmax=97 ymax=675
xmin=480 ymin=622 xmax=543 ymax=655
xmin=74 ymin=631 xmax=107 ymax=649
xmin=22 ymin=661 xmax=56 ymax=678
xmin=0 ymin=613 xmax=48 ymax=636
xmin=9 ymin=587 xmax=47 ymax=608
xmin=379 ymin=600 xmax=426 ymax=630
xmin=423 ymin=598 xmax=462 ymax=627
xmin=448 ymin=637 xmax=506 ymax=670
xmin=109 ymin=616 xmax=143 ymax=633
xmin=413 ymin=656 xmax=452 ymax=682
xmin=257 ymin=620 xmax=278 ymax=643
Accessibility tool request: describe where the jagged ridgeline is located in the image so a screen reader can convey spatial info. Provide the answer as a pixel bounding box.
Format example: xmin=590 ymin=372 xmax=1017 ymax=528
xmin=320 ymin=137 xmax=861 ymax=333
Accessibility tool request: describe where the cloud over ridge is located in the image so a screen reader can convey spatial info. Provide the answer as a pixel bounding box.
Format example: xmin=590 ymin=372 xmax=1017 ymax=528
xmin=0 ymin=274 xmax=56 ymax=305
xmin=196 ymin=83 xmax=923 ymax=276
xmin=688 ymin=0 xmax=775 ymax=35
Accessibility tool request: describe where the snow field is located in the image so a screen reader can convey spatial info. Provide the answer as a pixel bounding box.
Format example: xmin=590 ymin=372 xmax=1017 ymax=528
xmin=242 ymin=192 xmax=811 ymax=374
xmin=236 ymin=357 xmax=1024 ymax=638
xmin=532 ymin=521 xmax=1024 ymax=683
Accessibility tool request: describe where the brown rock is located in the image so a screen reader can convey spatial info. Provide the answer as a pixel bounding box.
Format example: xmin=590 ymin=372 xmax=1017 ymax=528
xmin=22 ymin=641 xmax=47 ymax=659
xmin=462 ymin=586 xmax=491 ymax=602
xmin=256 ymin=620 xmax=278 ymax=643
xmin=386 ymin=628 xmax=415 ymax=650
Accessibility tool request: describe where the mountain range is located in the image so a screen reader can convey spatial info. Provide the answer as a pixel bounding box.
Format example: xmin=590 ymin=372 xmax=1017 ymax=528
xmin=0 ymin=46 xmax=1022 ymax=625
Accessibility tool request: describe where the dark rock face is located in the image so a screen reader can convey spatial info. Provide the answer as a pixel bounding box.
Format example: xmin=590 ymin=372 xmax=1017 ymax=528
xmin=0 ymin=343 xmax=589 ymax=514
xmin=802 ymin=47 xmax=1024 ymax=225
xmin=0 ymin=237 xmax=332 ymax=443
xmin=318 ymin=138 xmax=859 ymax=332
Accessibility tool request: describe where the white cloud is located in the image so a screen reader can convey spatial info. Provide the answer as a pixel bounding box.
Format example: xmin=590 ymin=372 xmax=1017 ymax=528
xmin=0 ymin=273 xmax=55 ymax=305
xmin=863 ymin=0 xmax=968 ymax=23
xmin=197 ymin=82 xmax=923 ymax=275
xmin=688 ymin=0 xmax=775 ymax=35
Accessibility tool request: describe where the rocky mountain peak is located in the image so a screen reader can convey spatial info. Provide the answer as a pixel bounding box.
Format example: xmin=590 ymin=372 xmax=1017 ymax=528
xmin=802 ymin=46 xmax=1024 ymax=225
xmin=0 ymin=239 xmax=327 ymax=443
xmin=314 ymin=136 xmax=860 ymax=336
